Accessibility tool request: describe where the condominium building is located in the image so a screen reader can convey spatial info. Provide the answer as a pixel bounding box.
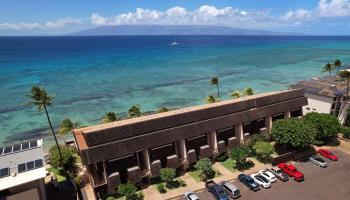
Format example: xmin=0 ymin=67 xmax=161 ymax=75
xmin=73 ymin=89 xmax=306 ymax=198
xmin=0 ymin=139 xmax=46 ymax=200
xmin=291 ymin=75 xmax=349 ymax=124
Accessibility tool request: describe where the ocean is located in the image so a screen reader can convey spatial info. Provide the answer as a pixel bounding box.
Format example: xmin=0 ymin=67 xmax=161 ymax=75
xmin=1 ymin=35 xmax=350 ymax=147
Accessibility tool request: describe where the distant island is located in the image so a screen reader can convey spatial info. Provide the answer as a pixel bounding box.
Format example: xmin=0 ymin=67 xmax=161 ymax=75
xmin=71 ymin=25 xmax=299 ymax=36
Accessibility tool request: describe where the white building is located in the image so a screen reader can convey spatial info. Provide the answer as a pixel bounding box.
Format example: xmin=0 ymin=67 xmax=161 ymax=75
xmin=0 ymin=139 xmax=46 ymax=200
xmin=292 ymin=76 xmax=349 ymax=124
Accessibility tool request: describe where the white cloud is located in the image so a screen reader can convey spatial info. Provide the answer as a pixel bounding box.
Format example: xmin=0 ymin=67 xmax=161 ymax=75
xmin=317 ymin=0 xmax=350 ymax=17
xmin=0 ymin=18 xmax=82 ymax=30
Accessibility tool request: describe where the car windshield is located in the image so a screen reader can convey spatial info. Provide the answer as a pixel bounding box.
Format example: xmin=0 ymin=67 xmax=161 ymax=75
xmin=257 ymin=175 xmax=269 ymax=183
xmin=263 ymin=172 xmax=270 ymax=177
xmin=315 ymin=157 xmax=324 ymax=162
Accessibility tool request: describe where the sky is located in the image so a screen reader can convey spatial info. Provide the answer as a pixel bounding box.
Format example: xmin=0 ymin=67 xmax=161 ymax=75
xmin=1 ymin=0 xmax=350 ymax=35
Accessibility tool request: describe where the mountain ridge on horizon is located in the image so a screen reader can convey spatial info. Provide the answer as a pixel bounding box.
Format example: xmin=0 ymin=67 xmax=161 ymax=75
xmin=71 ymin=25 xmax=302 ymax=36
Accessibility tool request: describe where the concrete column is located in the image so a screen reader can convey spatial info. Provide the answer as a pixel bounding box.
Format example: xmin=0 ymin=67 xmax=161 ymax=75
xmin=235 ymin=124 xmax=244 ymax=144
xmin=178 ymin=139 xmax=187 ymax=160
xmin=284 ymin=111 xmax=291 ymax=118
xmin=208 ymin=131 xmax=218 ymax=150
xmin=142 ymin=150 xmax=151 ymax=171
xmin=265 ymin=116 xmax=272 ymax=131
xmin=38 ymin=178 xmax=47 ymax=200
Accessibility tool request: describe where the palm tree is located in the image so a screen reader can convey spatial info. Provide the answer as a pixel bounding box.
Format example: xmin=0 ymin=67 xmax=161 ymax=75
xmin=210 ymin=76 xmax=220 ymax=99
xmin=102 ymin=112 xmax=117 ymax=123
xmin=206 ymin=95 xmax=217 ymax=104
xmin=334 ymin=59 xmax=342 ymax=73
xmin=128 ymin=105 xmax=141 ymax=117
xmin=25 ymin=86 xmax=64 ymax=168
xmin=338 ymin=70 xmax=350 ymax=118
xmin=244 ymin=87 xmax=255 ymax=96
xmin=158 ymin=107 xmax=169 ymax=113
xmin=230 ymin=90 xmax=242 ymax=99
xmin=59 ymin=118 xmax=79 ymax=142
xmin=322 ymin=63 xmax=333 ymax=77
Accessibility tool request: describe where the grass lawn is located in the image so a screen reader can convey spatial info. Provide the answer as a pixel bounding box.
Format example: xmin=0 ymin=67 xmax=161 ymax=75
xmin=220 ymin=158 xmax=238 ymax=172
xmin=47 ymin=167 xmax=67 ymax=182
xmin=188 ymin=169 xmax=221 ymax=182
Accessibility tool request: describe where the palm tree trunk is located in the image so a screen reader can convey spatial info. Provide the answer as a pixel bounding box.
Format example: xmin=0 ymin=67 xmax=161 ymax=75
xmin=44 ymin=105 xmax=65 ymax=170
xmin=216 ymin=84 xmax=220 ymax=99
xmin=339 ymin=78 xmax=350 ymax=123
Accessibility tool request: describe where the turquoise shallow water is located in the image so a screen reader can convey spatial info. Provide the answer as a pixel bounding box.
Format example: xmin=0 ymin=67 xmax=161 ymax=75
xmin=1 ymin=35 xmax=350 ymax=146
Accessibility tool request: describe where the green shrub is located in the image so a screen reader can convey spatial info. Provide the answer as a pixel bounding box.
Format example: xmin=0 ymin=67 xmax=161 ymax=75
xmin=178 ymin=179 xmax=186 ymax=187
xmin=230 ymin=145 xmax=249 ymax=165
xmin=49 ymin=145 xmax=76 ymax=172
xmin=304 ymin=112 xmax=340 ymax=141
xmin=194 ymin=158 xmax=214 ymax=181
xmin=253 ymin=141 xmax=275 ymax=162
xmin=74 ymin=175 xmax=83 ymax=188
xmin=156 ymin=184 xmax=166 ymax=193
xmin=117 ymin=183 xmax=137 ymax=198
xmin=216 ymin=153 xmax=228 ymax=162
xmin=341 ymin=126 xmax=350 ymax=138
xmin=159 ymin=168 xmax=176 ymax=184
xmin=271 ymin=118 xmax=316 ymax=148
xmin=246 ymin=133 xmax=270 ymax=156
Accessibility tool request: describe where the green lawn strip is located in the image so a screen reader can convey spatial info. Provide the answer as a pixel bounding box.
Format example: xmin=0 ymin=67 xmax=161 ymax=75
xmin=220 ymin=158 xmax=238 ymax=172
xmin=47 ymin=167 xmax=67 ymax=182
xmin=188 ymin=169 xmax=221 ymax=183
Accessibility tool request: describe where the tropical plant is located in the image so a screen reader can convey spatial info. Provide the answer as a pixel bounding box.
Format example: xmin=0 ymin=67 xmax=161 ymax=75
xmin=304 ymin=112 xmax=340 ymax=141
xmin=128 ymin=105 xmax=141 ymax=117
xmin=230 ymin=145 xmax=249 ymax=165
xmin=49 ymin=145 xmax=76 ymax=172
xmin=159 ymin=168 xmax=176 ymax=185
xmin=322 ymin=63 xmax=333 ymax=77
xmin=338 ymin=70 xmax=350 ymax=116
xmin=206 ymin=94 xmax=218 ymax=104
xmin=210 ymin=76 xmax=220 ymax=99
xmin=117 ymin=183 xmax=137 ymax=200
xmin=59 ymin=118 xmax=79 ymax=142
xmin=102 ymin=112 xmax=117 ymax=123
xmin=194 ymin=158 xmax=215 ymax=181
xmin=230 ymin=90 xmax=242 ymax=99
xmin=244 ymin=87 xmax=254 ymax=96
xmin=25 ymin=86 xmax=64 ymax=168
xmin=156 ymin=184 xmax=166 ymax=193
xmin=158 ymin=107 xmax=169 ymax=113
xmin=253 ymin=141 xmax=275 ymax=162
xmin=334 ymin=59 xmax=342 ymax=72
xmin=271 ymin=118 xmax=316 ymax=148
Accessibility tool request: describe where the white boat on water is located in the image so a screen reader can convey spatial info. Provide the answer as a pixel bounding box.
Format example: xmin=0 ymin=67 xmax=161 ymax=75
xmin=170 ymin=36 xmax=179 ymax=46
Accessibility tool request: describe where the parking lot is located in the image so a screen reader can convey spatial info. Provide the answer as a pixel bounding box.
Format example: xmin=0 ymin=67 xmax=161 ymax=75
xmin=179 ymin=149 xmax=350 ymax=200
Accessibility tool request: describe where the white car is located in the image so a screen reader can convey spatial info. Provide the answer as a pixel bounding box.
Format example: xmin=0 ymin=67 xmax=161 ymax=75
xmin=250 ymin=173 xmax=271 ymax=188
xmin=309 ymin=155 xmax=328 ymax=168
xmin=184 ymin=191 xmax=199 ymax=200
xmin=258 ymin=169 xmax=277 ymax=183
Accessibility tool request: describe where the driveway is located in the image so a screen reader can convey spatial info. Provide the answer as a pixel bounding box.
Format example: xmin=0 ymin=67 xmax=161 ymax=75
xmin=176 ymin=149 xmax=350 ymax=200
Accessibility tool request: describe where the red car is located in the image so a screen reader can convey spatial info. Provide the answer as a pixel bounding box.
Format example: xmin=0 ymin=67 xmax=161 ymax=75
xmin=318 ymin=149 xmax=338 ymax=161
xmin=278 ymin=163 xmax=304 ymax=181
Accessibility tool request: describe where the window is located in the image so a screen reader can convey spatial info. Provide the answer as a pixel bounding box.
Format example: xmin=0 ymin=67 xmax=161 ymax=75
xmin=26 ymin=161 xmax=35 ymax=171
xmin=18 ymin=163 xmax=26 ymax=173
xmin=306 ymin=107 xmax=310 ymax=110
xmin=13 ymin=144 xmax=21 ymax=152
xmin=0 ymin=168 xmax=9 ymax=178
xmin=22 ymin=142 xmax=29 ymax=150
xmin=34 ymin=159 xmax=43 ymax=168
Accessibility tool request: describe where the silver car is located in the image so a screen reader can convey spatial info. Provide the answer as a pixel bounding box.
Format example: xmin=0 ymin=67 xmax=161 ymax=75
xmin=309 ymin=155 xmax=327 ymax=168
xmin=184 ymin=190 xmax=199 ymax=200
xmin=220 ymin=181 xmax=241 ymax=199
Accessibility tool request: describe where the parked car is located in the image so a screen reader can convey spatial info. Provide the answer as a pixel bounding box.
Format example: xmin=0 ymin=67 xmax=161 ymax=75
xmin=258 ymin=170 xmax=277 ymax=183
xmin=238 ymin=174 xmax=260 ymax=191
xmin=205 ymin=180 xmax=230 ymax=200
xmin=220 ymin=181 xmax=241 ymax=199
xmin=318 ymin=149 xmax=338 ymax=161
xmin=268 ymin=167 xmax=289 ymax=181
xmin=184 ymin=191 xmax=199 ymax=200
xmin=309 ymin=155 xmax=328 ymax=168
xmin=250 ymin=173 xmax=271 ymax=188
xmin=278 ymin=163 xmax=304 ymax=181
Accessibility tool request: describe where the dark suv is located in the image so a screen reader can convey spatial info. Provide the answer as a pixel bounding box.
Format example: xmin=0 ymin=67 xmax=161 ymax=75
xmin=205 ymin=180 xmax=230 ymax=200
xmin=238 ymin=174 xmax=260 ymax=191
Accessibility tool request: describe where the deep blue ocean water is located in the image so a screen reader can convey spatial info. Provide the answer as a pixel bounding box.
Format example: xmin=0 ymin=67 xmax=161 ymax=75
xmin=1 ymin=35 xmax=350 ymax=146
